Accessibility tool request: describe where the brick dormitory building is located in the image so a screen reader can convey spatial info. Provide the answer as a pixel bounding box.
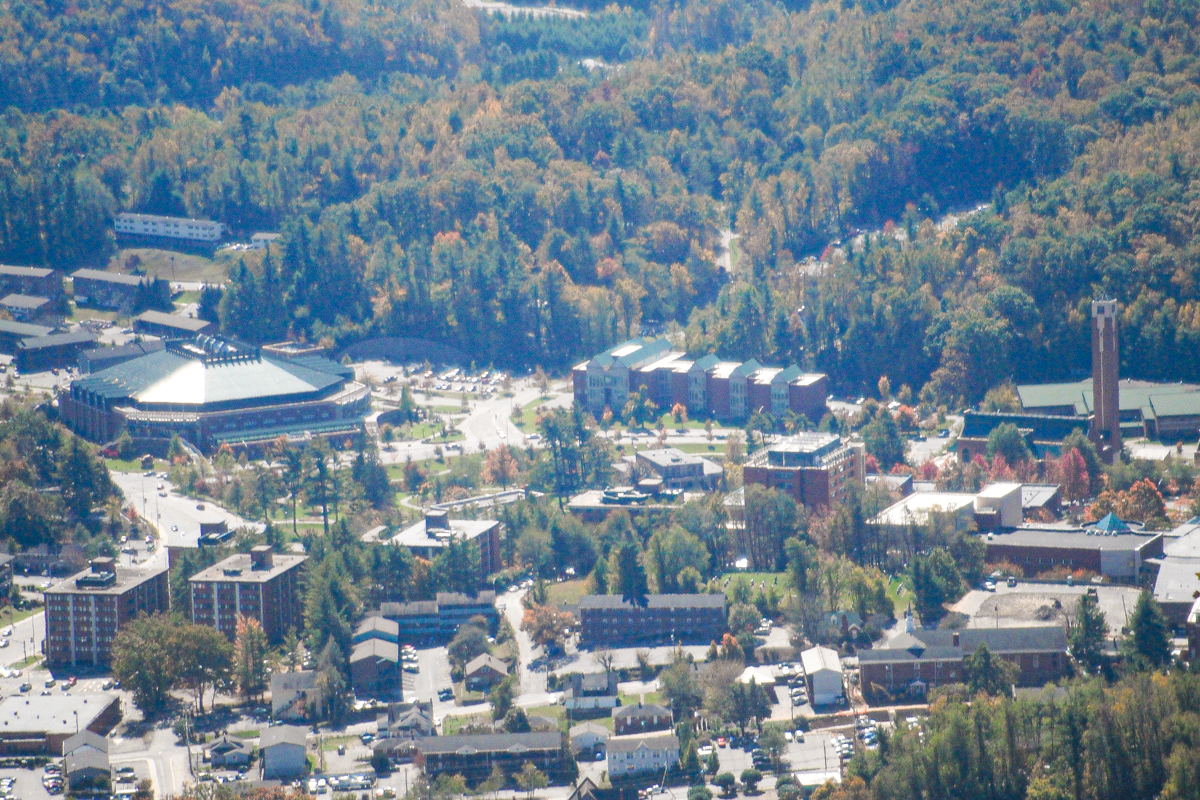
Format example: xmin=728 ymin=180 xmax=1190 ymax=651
xmin=858 ymin=626 xmax=1070 ymax=700
xmin=44 ymin=558 xmax=169 ymax=668
xmin=573 ymin=337 xmax=828 ymax=423
xmin=742 ymin=432 xmax=865 ymax=508
xmin=189 ymin=547 xmax=307 ymax=643
xmin=578 ymin=594 xmax=726 ymax=647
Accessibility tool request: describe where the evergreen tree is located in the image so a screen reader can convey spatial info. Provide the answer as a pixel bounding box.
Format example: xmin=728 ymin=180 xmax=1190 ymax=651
xmin=1127 ymin=590 xmax=1172 ymax=669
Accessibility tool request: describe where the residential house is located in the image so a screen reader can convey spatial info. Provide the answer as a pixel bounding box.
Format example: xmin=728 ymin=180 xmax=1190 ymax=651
xmin=613 ymin=703 xmax=673 ymax=736
xmin=260 ymin=725 xmax=308 ymax=780
xmin=415 ymin=732 xmax=569 ymax=784
xmin=606 ymin=732 xmax=680 ymax=779
xmin=349 ymin=639 xmax=400 ymax=698
xmin=564 ymin=671 xmax=619 ymax=713
xmin=464 ymin=654 xmax=508 ymax=692
xmin=569 ymin=722 xmax=610 ymax=755
xmin=271 ymin=670 xmax=323 ymax=721
xmin=354 ymin=616 xmax=400 ymax=645
xmin=64 ymin=749 xmax=110 ymax=794
xmin=207 ymin=734 xmax=253 ymax=769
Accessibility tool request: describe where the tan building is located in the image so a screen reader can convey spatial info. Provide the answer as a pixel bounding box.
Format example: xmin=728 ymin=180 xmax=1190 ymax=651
xmin=189 ymin=547 xmax=306 ymax=643
xmin=44 ymin=558 xmax=169 ymax=668
xmin=742 ymin=433 xmax=864 ymax=509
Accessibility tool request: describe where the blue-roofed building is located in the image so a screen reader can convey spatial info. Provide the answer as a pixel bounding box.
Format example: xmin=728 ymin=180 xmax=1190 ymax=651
xmin=59 ymin=337 xmax=369 ymax=453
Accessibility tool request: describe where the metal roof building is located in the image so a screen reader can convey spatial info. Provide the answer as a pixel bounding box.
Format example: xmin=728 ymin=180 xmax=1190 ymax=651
xmin=59 ymin=338 xmax=368 ymax=453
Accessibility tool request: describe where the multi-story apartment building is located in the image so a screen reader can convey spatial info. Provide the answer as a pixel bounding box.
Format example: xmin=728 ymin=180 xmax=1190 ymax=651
xmin=44 ymin=558 xmax=169 ymax=668
xmin=606 ymin=732 xmax=680 ymax=778
xmin=189 ymin=547 xmax=306 ymax=643
xmin=573 ymin=338 xmax=827 ymax=423
xmin=69 ymin=270 xmax=147 ymax=312
xmin=114 ymin=212 xmax=226 ymax=243
xmin=578 ymin=594 xmax=726 ymax=647
xmin=391 ymin=510 xmax=501 ymax=587
xmin=0 ymin=264 xmax=64 ymax=298
xmin=742 ymin=432 xmax=865 ymax=509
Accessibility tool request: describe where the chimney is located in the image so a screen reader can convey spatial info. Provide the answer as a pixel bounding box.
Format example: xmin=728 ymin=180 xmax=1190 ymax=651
xmin=250 ymin=545 xmax=273 ymax=570
xmin=425 ymin=509 xmax=450 ymax=531
xmin=91 ymin=557 xmax=115 ymax=574
xmin=952 ymin=631 xmax=960 ymax=648
xmin=1090 ymin=300 xmax=1121 ymax=461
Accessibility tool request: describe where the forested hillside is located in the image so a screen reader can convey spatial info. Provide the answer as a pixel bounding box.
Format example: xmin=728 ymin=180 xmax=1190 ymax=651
xmin=1 ymin=0 xmax=1199 ymax=395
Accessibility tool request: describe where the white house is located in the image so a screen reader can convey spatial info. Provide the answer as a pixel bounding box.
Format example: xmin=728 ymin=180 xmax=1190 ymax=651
xmin=569 ymin=721 xmax=610 ymax=754
xmin=606 ymin=732 xmax=680 ymax=778
xmin=271 ymin=670 xmax=323 ymax=721
xmin=261 ymin=725 xmax=308 ymax=780
xmin=801 ymin=645 xmax=844 ymax=706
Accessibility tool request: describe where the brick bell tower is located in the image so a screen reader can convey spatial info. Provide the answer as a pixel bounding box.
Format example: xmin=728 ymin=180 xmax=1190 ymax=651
xmin=1090 ymin=299 xmax=1120 ymax=461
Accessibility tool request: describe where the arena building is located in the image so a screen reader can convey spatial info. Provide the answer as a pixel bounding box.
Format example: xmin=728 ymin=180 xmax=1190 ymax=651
xmin=59 ymin=337 xmax=369 ymax=453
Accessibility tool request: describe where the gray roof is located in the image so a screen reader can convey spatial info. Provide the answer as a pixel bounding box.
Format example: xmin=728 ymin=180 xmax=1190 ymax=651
xmin=63 ymin=730 xmax=109 ymax=755
xmin=415 ymin=732 xmax=560 ymax=755
xmin=71 ymin=348 xmax=347 ymax=409
xmin=984 ymin=528 xmax=1160 ymax=553
xmin=356 ymin=616 xmax=400 ymax=636
xmin=0 ymin=695 xmax=116 ymax=734
xmin=1021 ymin=485 xmax=1061 ymax=509
xmin=65 ymin=748 xmax=109 ymax=775
xmin=0 ymin=265 xmax=55 ymax=279
xmin=260 ymin=725 xmax=307 ymax=749
xmin=134 ymin=310 xmax=211 ymax=332
xmin=465 ymin=654 xmax=508 ymax=676
xmin=47 ymin=563 xmax=166 ymax=597
xmin=391 ymin=518 xmax=499 ymax=550
xmin=613 ymin=703 xmax=670 ymax=719
xmin=858 ymin=627 xmax=1067 ymax=664
xmin=380 ymin=600 xmax=439 ymax=617
xmin=0 ymin=320 xmax=53 ymax=338
xmin=1153 ymin=558 xmax=1200 ymax=605
xmin=270 ymin=670 xmax=318 ymax=693
xmin=569 ymin=722 xmax=610 ymax=739
xmin=0 ymin=294 xmax=49 ymax=309
xmin=637 ymin=448 xmax=702 ymax=468
xmin=351 ymin=638 xmax=399 ymax=663
xmin=579 ymin=593 xmax=725 ymax=610
xmin=19 ymin=331 xmax=96 ymax=350
xmin=606 ymin=732 xmax=679 ymax=754
xmin=70 ymin=269 xmax=144 ymax=287
xmin=190 ymin=553 xmax=307 ymax=584
xmin=82 ymin=340 xmax=165 ymax=364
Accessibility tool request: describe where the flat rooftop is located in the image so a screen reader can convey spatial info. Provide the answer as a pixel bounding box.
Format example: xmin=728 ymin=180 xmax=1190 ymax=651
xmin=579 ymin=593 xmax=725 ymax=610
xmin=637 ymin=448 xmax=702 ymax=468
xmin=0 ymin=294 xmax=50 ymax=309
xmin=0 ymin=694 xmax=117 ymax=735
xmin=985 ymin=527 xmax=1161 ymax=553
xmin=190 ymin=552 xmax=307 ymax=583
xmin=135 ymin=310 xmax=212 ymax=332
xmin=1153 ymin=558 xmax=1200 ymax=605
xmin=391 ymin=518 xmax=499 ymax=550
xmin=871 ymin=493 xmax=976 ymax=526
xmin=46 ymin=563 xmax=166 ymax=596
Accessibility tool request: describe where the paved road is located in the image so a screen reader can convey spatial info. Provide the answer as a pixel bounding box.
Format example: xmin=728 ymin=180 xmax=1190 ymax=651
xmin=108 ymin=471 xmax=262 ymax=557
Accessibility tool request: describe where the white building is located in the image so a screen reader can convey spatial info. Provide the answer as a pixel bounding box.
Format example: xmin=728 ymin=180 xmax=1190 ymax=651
xmin=260 ymin=725 xmax=308 ymax=780
xmin=115 ymin=212 xmax=226 ymax=243
xmin=801 ymin=645 xmax=844 ymax=706
xmin=251 ymin=232 xmax=282 ymax=249
xmin=606 ymin=732 xmax=680 ymax=778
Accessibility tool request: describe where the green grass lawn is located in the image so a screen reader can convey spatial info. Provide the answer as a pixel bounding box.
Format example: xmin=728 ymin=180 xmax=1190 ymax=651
xmin=174 ymin=290 xmax=201 ymax=304
xmin=618 ymin=691 xmax=664 ymax=707
xmin=105 ymin=457 xmax=170 ymax=473
xmin=718 ymin=572 xmax=790 ymax=603
xmin=442 ymin=713 xmax=490 ymax=735
xmin=67 ymin=302 xmax=121 ymax=324
xmin=886 ymin=575 xmax=914 ymax=615
xmin=233 ymin=730 xmax=260 ymax=739
xmin=320 ymin=734 xmax=359 ymax=751
xmin=666 ymin=442 xmax=724 ymax=455
xmin=545 ymin=579 xmax=589 ymax=608
xmin=110 ymin=247 xmax=230 ymax=283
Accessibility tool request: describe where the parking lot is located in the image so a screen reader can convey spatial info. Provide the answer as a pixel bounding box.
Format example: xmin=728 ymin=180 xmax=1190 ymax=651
xmin=951 ymin=581 xmax=1142 ymax=630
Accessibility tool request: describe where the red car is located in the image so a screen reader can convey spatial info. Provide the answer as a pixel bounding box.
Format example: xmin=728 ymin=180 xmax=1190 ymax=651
xmin=717 ymin=737 xmax=727 ymax=748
